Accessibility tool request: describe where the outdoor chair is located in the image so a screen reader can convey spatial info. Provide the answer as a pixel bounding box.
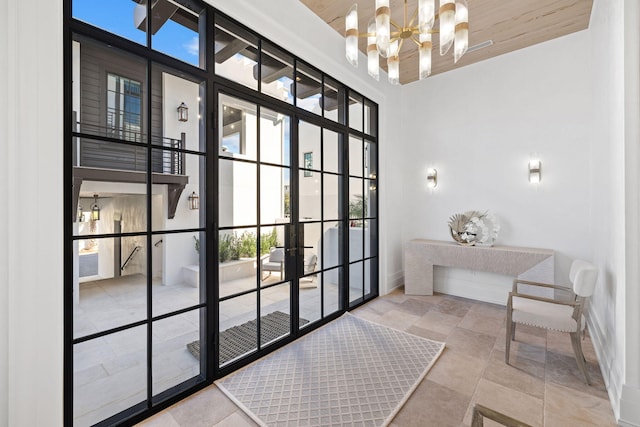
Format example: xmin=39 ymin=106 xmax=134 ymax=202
xmin=506 ymin=259 xmax=598 ymax=384
xmin=261 ymin=247 xmax=285 ymax=281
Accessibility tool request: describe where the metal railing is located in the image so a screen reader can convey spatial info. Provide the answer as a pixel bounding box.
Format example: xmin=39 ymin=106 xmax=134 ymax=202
xmin=121 ymin=246 xmax=141 ymax=272
xmin=73 ymin=115 xmax=186 ymax=175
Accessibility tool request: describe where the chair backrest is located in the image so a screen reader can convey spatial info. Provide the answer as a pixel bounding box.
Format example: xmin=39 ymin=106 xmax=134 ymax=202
xmin=569 ymin=259 xmax=598 ymax=297
xmin=304 ymin=254 xmax=317 ymax=274
xmin=269 ymin=247 xmax=285 ymax=262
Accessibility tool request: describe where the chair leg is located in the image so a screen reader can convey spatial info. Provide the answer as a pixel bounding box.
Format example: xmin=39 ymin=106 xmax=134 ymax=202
xmin=505 ymin=317 xmax=513 ymax=365
xmin=570 ymin=332 xmax=591 ymax=385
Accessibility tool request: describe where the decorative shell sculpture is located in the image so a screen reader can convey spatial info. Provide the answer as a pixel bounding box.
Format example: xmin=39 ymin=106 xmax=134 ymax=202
xmin=448 ymin=210 xmax=500 ymax=246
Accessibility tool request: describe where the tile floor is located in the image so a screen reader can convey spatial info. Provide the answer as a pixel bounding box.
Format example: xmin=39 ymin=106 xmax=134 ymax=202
xmin=137 ymin=287 xmax=617 ymax=427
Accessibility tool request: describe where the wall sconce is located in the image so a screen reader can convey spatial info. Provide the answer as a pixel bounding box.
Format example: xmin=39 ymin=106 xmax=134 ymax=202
xmin=177 ymin=102 xmax=188 ymax=122
xmin=426 ymin=168 xmax=438 ymax=189
xmin=528 ymin=159 xmax=542 ymax=184
xmin=90 ymin=194 xmax=100 ymax=221
xmin=188 ymin=191 xmax=199 ymax=210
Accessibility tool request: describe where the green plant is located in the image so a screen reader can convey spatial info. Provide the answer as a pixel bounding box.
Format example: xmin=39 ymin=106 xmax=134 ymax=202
xmin=349 ymin=194 xmax=367 ymax=227
xmin=260 ymin=228 xmax=279 ymax=256
xmin=237 ymin=231 xmax=257 ymax=258
xmin=218 ymin=234 xmax=240 ymax=262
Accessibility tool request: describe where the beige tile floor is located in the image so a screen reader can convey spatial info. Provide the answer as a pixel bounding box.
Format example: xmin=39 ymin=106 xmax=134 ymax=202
xmin=138 ymin=287 xmax=617 ymax=427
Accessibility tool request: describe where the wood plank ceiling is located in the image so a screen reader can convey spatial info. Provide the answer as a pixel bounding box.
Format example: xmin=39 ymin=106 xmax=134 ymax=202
xmin=299 ymin=0 xmax=593 ymax=85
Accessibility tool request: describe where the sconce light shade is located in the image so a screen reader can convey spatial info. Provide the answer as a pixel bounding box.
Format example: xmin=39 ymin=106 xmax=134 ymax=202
xmin=427 ymin=168 xmax=438 ymax=189
xmin=529 ymin=159 xmax=541 ymax=184
xmin=177 ymin=102 xmax=188 ymax=122
xmin=188 ymin=191 xmax=200 ymax=210
xmin=90 ymin=194 xmax=100 ymax=221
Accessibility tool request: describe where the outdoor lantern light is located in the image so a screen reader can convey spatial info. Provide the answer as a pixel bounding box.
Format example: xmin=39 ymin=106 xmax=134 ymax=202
xmin=177 ymin=102 xmax=188 ymax=122
xmin=188 ymin=191 xmax=199 ymax=210
xmin=90 ymin=194 xmax=100 ymax=221
xmin=77 ymin=205 xmax=83 ymax=222
xmin=427 ymin=168 xmax=438 ymax=189
xmin=529 ymin=159 xmax=542 ymax=184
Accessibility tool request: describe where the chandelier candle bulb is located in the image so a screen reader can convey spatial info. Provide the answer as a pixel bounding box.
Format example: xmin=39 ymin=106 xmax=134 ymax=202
xmin=367 ymin=19 xmax=380 ymax=80
xmin=375 ymin=0 xmax=391 ymax=57
xmin=387 ymin=52 xmax=400 ymax=85
xmin=419 ymin=33 xmax=433 ymax=79
xmin=454 ymin=0 xmax=469 ymax=63
xmin=345 ymin=4 xmax=359 ymax=66
xmin=419 ymin=0 xmax=436 ymax=32
xmin=439 ymin=0 xmax=456 ymax=56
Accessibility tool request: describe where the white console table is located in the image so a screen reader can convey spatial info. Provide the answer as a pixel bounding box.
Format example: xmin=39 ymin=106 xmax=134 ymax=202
xmin=404 ymin=239 xmax=554 ymax=301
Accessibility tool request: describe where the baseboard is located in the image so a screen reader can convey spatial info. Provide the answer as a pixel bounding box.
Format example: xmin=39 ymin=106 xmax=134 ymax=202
xmin=586 ymin=309 xmax=625 ymax=424
xmin=383 ymin=271 xmax=404 ymax=295
xmin=619 ymin=384 xmax=640 ymax=426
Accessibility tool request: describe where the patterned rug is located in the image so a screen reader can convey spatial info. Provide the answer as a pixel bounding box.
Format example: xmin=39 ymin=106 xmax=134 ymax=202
xmin=187 ymin=311 xmax=308 ymax=365
xmin=216 ymin=313 xmax=445 ymax=427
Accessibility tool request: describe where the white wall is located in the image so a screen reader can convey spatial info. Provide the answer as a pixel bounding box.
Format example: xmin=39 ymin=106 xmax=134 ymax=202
xmin=589 ymin=0 xmax=640 ymax=425
xmin=1 ymin=0 xmax=64 ymax=426
xmin=399 ymin=30 xmax=594 ymax=283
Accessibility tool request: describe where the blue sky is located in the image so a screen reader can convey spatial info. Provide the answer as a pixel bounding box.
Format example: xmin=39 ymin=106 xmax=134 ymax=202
xmin=73 ymin=0 xmax=200 ymax=66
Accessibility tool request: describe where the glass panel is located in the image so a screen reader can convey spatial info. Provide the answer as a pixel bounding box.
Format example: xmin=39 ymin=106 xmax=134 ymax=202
xmin=214 ymin=16 xmax=258 ymax=90
xmin=71 ymin=35 xmax=148 ymax=142
xmin=323 ymin=173 xmax=341 ymax=221
xmin=365 ymin=219 xmax=378 ymax=258
xmin=299 ymin=121 xmax=320 ymax=173
xmin=302 ymin=222 xmax=321 ymax=278
xmin=72 ymin=0 xmax=147 ymax=46
xmin=152 ymin=309 xmax=202 ymax=395
xmin=74 ymin=237 xmax=147 ymax=338
xmin=364 ymin=100 xmax=377 ymax=136
xmin=75 ymin=187 xmax=147 ymax=236
xmin=259 ymin=225 xmax=287 ymax=286
xmin=73 ymin=326 xmax=146 ymax=426
xmin=219 ymin=159 xmax=257 ymax=227
xmin=364 ymin=259 xmax=373 ymax=296
xmin=219 ymin=94 xmax=257 ymax=160
xmin=322 ymin=221 xmax=342 ymax=270
xmin=324 ymin=268 xmax=341 ymax=316
xmin=152 ymin=232 xmax=203 ymax=317
xmin=152 ymin=0 xmax=205 ymax=67
xmin=219 ymin=227 xmax=258 ymax=298
xmin=349 ymin=222 xmax=364 ymax=263
xmin=261 ymin=42 xmax=294 ymax=104
xmin=299 ymin=279 xmax=321 ymax=325
xmin=296 ymin=63 xmax=322 ymax=114
xmin=299 ymin=170 xmax=321 ymax=222
xmin=364 ymin=178 xmax=377 ymax=218
xmin=348 ymin=92 xmax=363 ymax=132
xmin=349 ymin=261 xmax=364 ymax=304
xmin=151 ymin=64 xmax=206 ymax=152
xmin=260 ymin=165 xmax=290 ymax=225
xmin=260 ymin=283 xmax=292 ymax=346
xmin=323 ymin=129 xmax=342 ymax=174
xmin=152 ymin=151 xmax=203 ymax=232
xmin=365 ymin=141 xmax=377 ymax=179
xmin=219 ymin=292 xmax=257 ymax=366
xmin=323 ymin=76 xmax=345 ymax=124
xmin=260 ymin=108 xmax=290 ymax=166
xmin=349 ymin=136 xmax=363 ymax=177
xmin=349 ymin=178 xmax=364 ymax=221
xmin=321 ymin=267 xmax=339 ymax=307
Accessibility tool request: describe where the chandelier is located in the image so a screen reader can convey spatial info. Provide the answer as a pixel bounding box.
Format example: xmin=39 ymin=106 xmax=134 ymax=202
xmin=345 ymin=0 xmax=469 ymax=84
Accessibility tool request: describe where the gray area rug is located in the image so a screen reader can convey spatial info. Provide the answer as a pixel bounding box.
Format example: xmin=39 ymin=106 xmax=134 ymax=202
xmin=216 ymin=313 xmax=445 ymax=427
xmin=187 ymin=311 xmax=308 ymax=365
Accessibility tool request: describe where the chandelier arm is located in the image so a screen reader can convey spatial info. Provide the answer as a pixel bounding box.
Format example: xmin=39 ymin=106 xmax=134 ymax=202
xmin=407 ymin=7 xmax=419 ymax=27
xmin=403 ymin=0 xmax=408 ymax=26
xmin=359 ymin=32 xmax=376 ymax=38
xmin=397 ymin=37 xmax=405 ymax=53
xmin=390 ymin=19 xmax=402 ymax=30
xmin=409 ymin=36 xmax=422 ymax=47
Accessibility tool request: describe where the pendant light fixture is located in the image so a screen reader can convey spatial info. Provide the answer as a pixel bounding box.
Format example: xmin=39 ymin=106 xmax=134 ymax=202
xmin=90 ymin=194 xmax=100 ymax=221
xmin=345 ymin=0 xmax=470 ymax=84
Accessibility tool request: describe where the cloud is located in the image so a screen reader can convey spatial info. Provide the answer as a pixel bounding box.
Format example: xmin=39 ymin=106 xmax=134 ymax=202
xmin=184 ymin=37 xmax=199 ymax=56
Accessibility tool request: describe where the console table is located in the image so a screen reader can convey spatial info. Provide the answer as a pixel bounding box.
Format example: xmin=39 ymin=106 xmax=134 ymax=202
xmin=404 ymin=239 xmax=554 ymax=301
